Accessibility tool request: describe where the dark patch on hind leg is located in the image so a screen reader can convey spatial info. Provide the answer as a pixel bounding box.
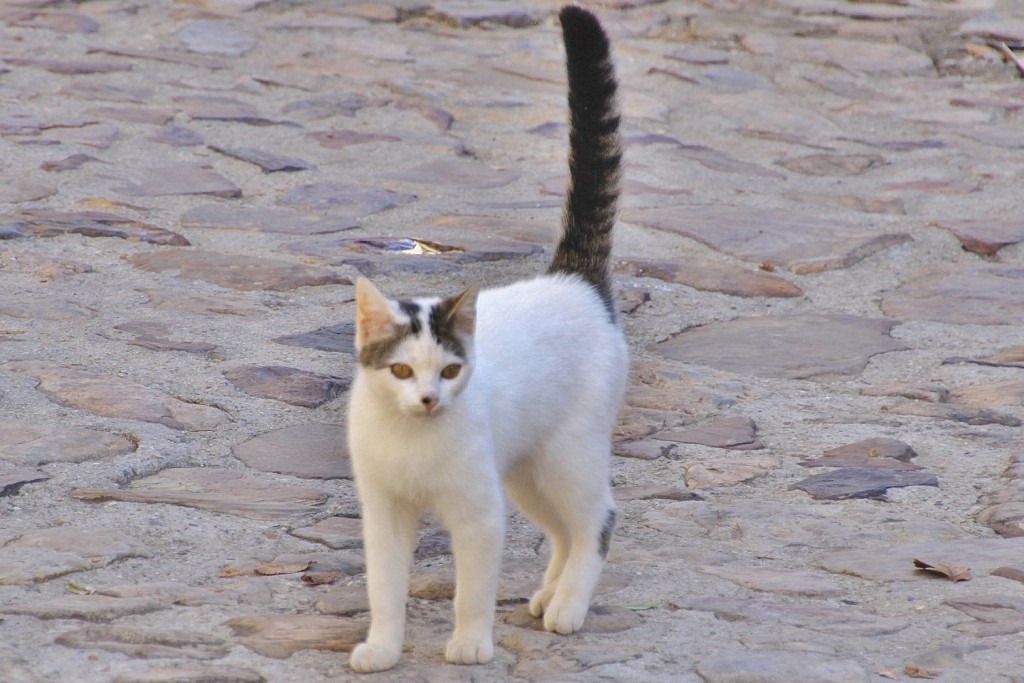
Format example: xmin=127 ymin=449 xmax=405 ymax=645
xmin=598 ymin=509 xmax=616 ymax=559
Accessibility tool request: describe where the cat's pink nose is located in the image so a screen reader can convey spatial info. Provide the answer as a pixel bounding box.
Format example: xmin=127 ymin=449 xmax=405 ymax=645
xmin=421 ymin=395 xmax=439 ymax=411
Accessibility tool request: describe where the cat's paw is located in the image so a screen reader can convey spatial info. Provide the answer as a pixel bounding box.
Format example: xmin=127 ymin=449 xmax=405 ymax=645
xmin=349 ymin=642 xmax=401 ymax=673
xmin=445 ymin=636 xmax=494 ymax=665
xmin=542 ymin=599 xmax=588 ymax=635
xmin=528 ymin=587 xmax=555 ymax=618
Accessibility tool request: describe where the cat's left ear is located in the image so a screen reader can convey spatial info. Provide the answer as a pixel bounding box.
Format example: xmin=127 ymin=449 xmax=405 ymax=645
xmin=442 ymin=284 xmax=478 ymax=337
xmin=354 ymin=277 xmax=396 ymax=352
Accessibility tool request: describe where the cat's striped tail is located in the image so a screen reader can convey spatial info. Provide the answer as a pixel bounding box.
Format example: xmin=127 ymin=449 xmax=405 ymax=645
xmin=548 ymin=6 xmax=623 ymax=321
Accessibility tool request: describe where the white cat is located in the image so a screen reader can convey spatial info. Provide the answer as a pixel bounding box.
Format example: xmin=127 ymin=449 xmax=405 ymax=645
xmin=347 ymin=6 xmax=627 ymax=673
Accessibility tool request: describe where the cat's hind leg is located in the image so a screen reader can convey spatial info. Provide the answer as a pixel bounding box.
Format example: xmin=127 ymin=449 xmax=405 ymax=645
xmin=503 ymin=460 xmax=571 ymax=618
xmin=528 ymin=433 xmax=615 ymax=635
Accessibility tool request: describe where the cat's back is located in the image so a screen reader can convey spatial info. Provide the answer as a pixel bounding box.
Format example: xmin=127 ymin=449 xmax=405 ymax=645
xmin=476 ymin=273 xmax=626 ymax=387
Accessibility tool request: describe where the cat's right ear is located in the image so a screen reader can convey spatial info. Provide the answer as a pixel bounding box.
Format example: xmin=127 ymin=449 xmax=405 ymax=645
xmin=355 ymin=278 xmax=396 ymax=352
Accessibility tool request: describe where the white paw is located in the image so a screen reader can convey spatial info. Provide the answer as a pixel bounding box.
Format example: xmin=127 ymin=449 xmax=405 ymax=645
xmin=528 ymin=587 xmax=555 ymax=618
xmin=445 ymin=636 xmax=494 ymax=665
xmin=542 ymin=599 xmax=588 ymax=635
xmin=349 ymin=642 xmax=401 ymax=673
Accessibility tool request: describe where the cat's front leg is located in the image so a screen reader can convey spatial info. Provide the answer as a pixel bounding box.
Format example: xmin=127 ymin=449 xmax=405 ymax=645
xmin=350 ymin=490 xmax=418 ymax=674
xmin=437 ymin=486 xmax=504 ymax=666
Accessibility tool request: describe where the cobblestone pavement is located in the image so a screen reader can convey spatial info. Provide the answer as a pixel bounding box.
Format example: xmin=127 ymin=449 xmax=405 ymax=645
xmin=2 ymin=1 xmax=1024 ymax=681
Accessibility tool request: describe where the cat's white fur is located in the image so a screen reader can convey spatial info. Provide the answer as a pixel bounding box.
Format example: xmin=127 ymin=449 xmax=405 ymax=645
xmin=348 ymin=273 xmax=627 ymax=672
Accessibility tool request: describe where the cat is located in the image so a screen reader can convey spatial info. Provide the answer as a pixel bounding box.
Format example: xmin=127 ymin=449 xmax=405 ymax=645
xmin=346 ymin=5 xmax=626 ymax=673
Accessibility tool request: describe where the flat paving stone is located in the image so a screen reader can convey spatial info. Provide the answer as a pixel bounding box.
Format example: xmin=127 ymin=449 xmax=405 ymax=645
xmin=819 ymin=537 xmax=1024 ymax=582
xmin=700 ymin=565 xmax=842 ymax=598
xmin=652 ymin=315 xmax=907 ymax=382
xmin=677 ymin=596 xmax=909 ymax=636
xmin=273 ymin=323 xmax=354 ymax=353
xmin=934 ymin=218 xmax=1024 ymax=256
xmin=683 ymin=455 xmax=781 ymax=489
xmin=0 ymin=210 xmax=189 ymax=246
xmin=208 ymin=145 xmax=313 ymax=173
xmin=792 ymin=468 xmax=939 ymax=500
xmin=277 ymin=183 xmax=414 ymax=215
xmin=290 ymin=516 xmax=362 ymax=549
xmin=0 ymin=421 xmax=137 ymax=471
xmin=4 ymin=595 xmax=167 ymax=622
xmin=233 ymin=423 xmax=350 ymax=479
xmin=223 ymin=365 xmax=350 ymax=408
xmin=800 ymin=437 xmax=922 ymax=471
xmin=56 ymin=624 xmax=229 ymax=659
xmin=616 ymin=256 xmax=802 ymax=298
xmin=4 ymin=360 xmax=231 ymax=432
xmin=624 ymin=206 xmax=910 ymax=274
xmin=696 ymin=649 xmax=870 ymax=683
xmin=129 ymin=250 xmax=350 ymax=291
xmin=223 ymin=614 xmax=365 ymax=659
xmin=181 ymin=204 xmax=358 ymax=236
xmin=653 ymin=416 xmax=764 ymax=450
xmin=178 ymin=20 xmax=258 ymax=57
xmin=881 ymin=264 xmax=1024 ymax=324
xmin=113 ymin=162 xmax=241 ymax=198
xmin=0 ymin=467 xmax=48 ymax=495
xmin=388 ymin=158 xmax=520 ymax=188
xmin=71 ymin=467 xmax=328 ymax=520
xmin=111 ymin=666 xmax=266 ymax=683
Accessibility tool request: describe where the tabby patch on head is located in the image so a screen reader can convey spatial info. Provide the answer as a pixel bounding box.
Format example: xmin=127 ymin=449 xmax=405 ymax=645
xmin=354 ymin=277 xmax=477 ymax=417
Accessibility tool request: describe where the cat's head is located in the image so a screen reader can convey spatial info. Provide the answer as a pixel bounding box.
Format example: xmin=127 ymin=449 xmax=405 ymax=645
xmin=353 ymin=277 xmax=477 ymax=418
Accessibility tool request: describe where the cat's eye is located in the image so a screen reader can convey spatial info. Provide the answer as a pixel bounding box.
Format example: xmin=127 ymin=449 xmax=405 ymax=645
xmin=390 ymin=363 xmax=414 ymax=380
xmin=440 ymin=364 xmax=461 ymax=380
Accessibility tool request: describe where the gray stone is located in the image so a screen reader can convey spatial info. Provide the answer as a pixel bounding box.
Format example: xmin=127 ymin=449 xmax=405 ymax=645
xmin=5 ymin=360 xmax=231 ymax=432
xmin=0 ymin=419 xmax=136 ymax=466
xmin=696 ymin=649 xmax=870 ymax=683
xmin=653 ymin=315 xmax=907 ymax=382
xmin=290 ymin=516 xmax=362 ymax=549
xmin=677 ymin=597 xmax=909 ymax=636
xmin=129 ymin=250 xmax=350 ymax=291
xmin=55 ymin=624 xmax=229 ymax=659
xmin=71 ymin=468 xmax=328 ymax=520
xmin=277 ymin=183 xmax=413 ymax=215
xmin=792 ymin=467 xmax=938 ymax=500
xmin=181 ymin=204 xmax=358 ymax=236
xmin=624 ymin=206 xmax=910 ymax=274
xmin=4 ymin=595 xmax=166 ymax=621
xmin=209 ymin=145 xmax=312 ymax=173
xmin=616 ymin=257 xmax=802 ymax=298
xmin=881 ymin=265 xmax=1024 ymax=325
xmin=0 ymin=210 xmax=188 ymax=246
xmin=179 ymin=20 xmax=257 ymax=56
xmin=114 ymin=162 xmax=241 ymax=198
xmin=699 ymin=565 xmax=843 ymax=598
xmin=112 ymin=666 xmax=265 ymax=683
xmin=223 ymin=614 xmax=366 ymax=659
xmin=0 ymin=467 xmax=48 ymax=496
xmin=273 ymin=323 xmax=354 ymax=353
xmin=223 ymin=365 xmax=350 ymax=408
xmin=233 ymin=423 xmax=350 ymax=479
xmin=654 ymin=417 xmax=763 ymax=450
xmin=819 ymin=537 xmax=1024 ymax=582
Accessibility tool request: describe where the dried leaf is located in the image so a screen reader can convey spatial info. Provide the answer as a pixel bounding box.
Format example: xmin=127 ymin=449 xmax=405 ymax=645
xmin=220 ymin=566 xmax=250 ymax=578
xmin=621 ymin=601 xmax=661 ymax=612
xmin=254 ymin=561 xmax=311 ymax=576
xmin=913 ymin=558 xmax=972 ymax=582
xmin=905 ymin=664 xmax=941 ymax=679
xmin=301 ymin=571 xmax=341 ymax=586
xmin=877 ymin=670 xmax=900 ymax=680
xmin=67 ymin=580 xmax=95 ymax=595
